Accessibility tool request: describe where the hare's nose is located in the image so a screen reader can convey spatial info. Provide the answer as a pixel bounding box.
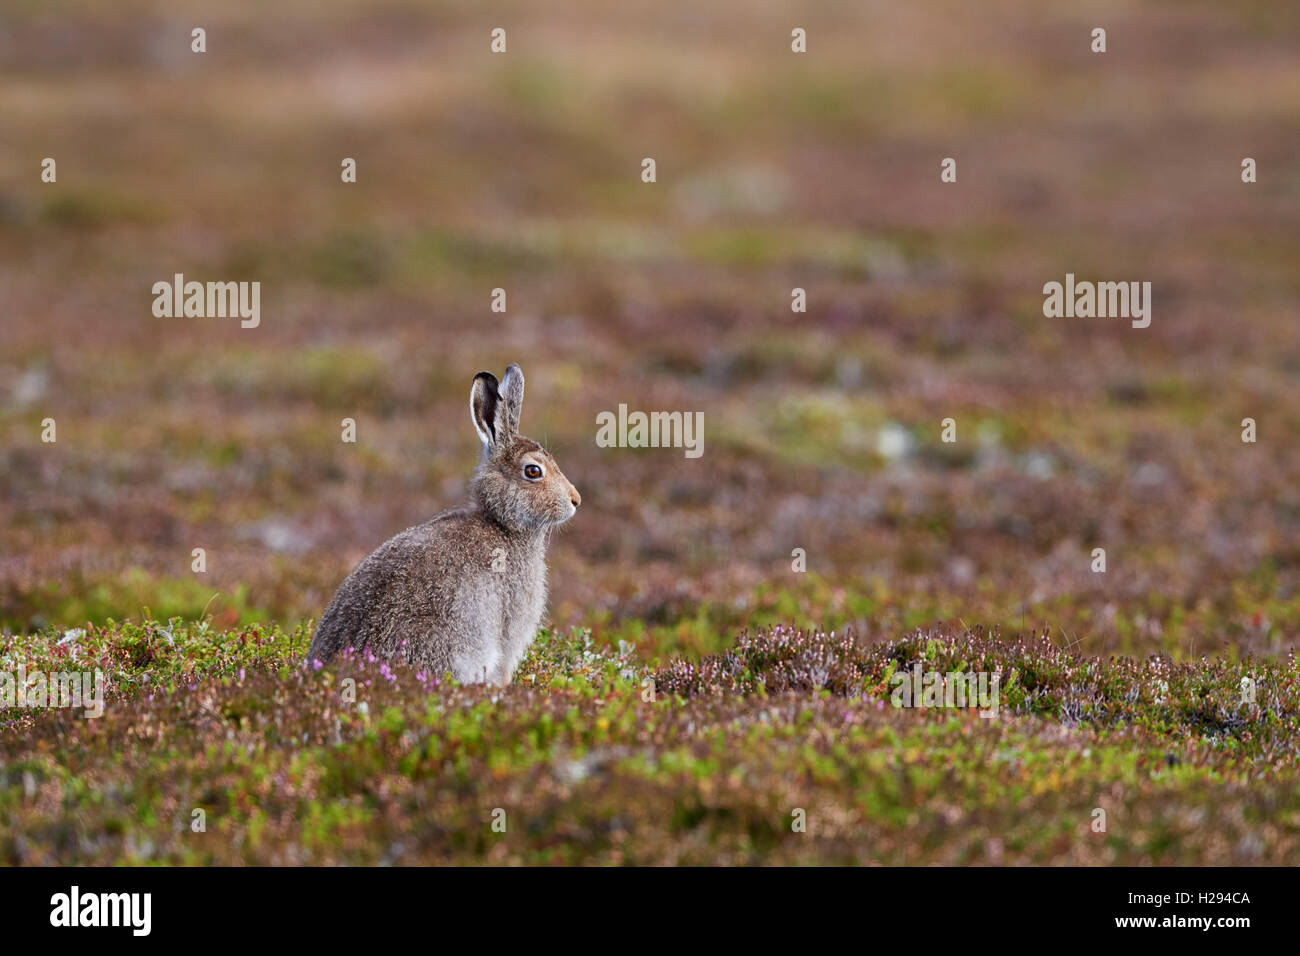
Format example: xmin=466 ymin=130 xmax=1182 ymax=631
xmin=570 ymin=487 xmax=581 ymax=508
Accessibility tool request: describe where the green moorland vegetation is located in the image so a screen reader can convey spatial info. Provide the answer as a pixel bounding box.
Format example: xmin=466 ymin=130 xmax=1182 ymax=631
xmin=2 ymin=620 xmax=1297 ymax=864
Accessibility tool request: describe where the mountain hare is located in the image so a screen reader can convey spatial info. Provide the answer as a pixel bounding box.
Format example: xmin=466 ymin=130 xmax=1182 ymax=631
xmin=307 ymin=364 xmax=580 ymax=684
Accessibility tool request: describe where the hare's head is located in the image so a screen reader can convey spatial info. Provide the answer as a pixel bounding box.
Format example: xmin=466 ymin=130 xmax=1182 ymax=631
xmin=469 ymin=364 xmax=580 ymax=532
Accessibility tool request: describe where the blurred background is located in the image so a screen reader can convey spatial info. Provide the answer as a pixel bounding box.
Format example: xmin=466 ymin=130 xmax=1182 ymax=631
xmin=2 ymin=0 xmax=1298 ymax=659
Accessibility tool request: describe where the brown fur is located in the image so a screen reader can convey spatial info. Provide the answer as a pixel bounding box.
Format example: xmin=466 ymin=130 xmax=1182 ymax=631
xmin=307 ymin=364 xmax=579 ymax=683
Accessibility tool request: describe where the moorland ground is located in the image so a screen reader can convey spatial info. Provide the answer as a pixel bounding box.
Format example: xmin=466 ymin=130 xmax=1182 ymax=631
xmin=2 ymin=0 xmax=1299 ymax=863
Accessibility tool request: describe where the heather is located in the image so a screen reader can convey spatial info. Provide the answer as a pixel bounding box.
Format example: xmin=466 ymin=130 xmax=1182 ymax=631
xmin=2 ymin=621 xmax=1296 ymax=864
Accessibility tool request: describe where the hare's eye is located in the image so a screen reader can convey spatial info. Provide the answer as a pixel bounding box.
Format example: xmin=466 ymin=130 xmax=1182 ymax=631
xmin=523 ymin=463 xmax=544 ymax=481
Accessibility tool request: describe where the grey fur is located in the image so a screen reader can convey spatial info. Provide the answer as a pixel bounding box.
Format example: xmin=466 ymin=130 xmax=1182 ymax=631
xmin=307 ymin=364 xmax=580 ymax=684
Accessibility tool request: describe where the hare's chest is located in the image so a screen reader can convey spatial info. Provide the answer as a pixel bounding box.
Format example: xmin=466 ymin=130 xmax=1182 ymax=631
xmin=498 ymin=550 xmax=548 ymax=670
xmin=503 ymin=563 xmax=546 ymax=636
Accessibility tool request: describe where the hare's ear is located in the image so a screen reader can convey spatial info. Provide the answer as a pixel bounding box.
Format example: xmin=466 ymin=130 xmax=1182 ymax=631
xmin=498 ymin=363 xmax=524 ymax=438
xmin=470 ymin=371 xmax=502 ymax=451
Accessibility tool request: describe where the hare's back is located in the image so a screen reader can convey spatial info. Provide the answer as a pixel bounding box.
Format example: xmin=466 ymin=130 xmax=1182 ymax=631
xmin=309 ymin=507 xmax=490 ymax=660
xmin=355 ymin=508 xmax=490 ymax=605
